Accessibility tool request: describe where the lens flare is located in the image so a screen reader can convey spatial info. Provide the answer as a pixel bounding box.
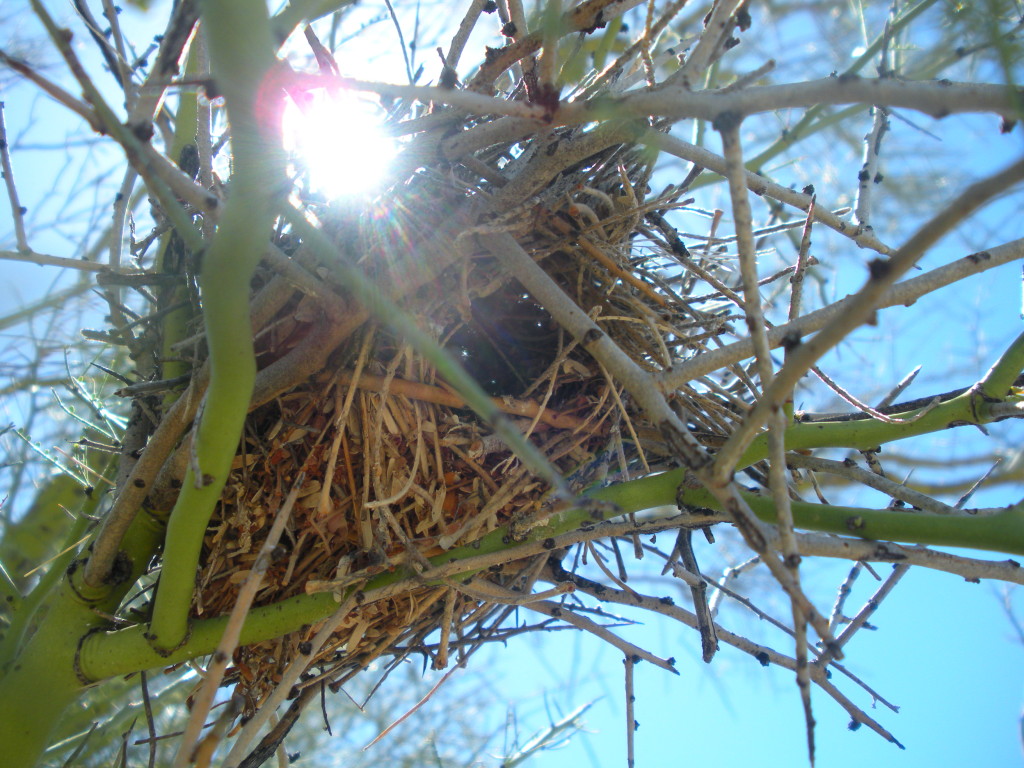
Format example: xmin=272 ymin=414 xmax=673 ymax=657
xmin=282 ymin=88 xmax=395 ymax=198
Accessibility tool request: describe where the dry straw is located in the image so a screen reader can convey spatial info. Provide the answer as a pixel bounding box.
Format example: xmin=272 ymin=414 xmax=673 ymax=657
xmin=188 ymin=129 xmax=735 ymax=712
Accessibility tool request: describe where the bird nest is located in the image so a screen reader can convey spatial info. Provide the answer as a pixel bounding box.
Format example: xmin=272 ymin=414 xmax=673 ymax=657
xmin=185 ymin=144 xmax=735 ymax=712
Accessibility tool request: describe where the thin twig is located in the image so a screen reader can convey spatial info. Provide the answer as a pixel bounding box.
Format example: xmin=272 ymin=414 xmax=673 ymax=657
xmin=788 ymin=196 xmax=815 ymax=323
xmin=624 ymin=654 xmax=637 ymax=768
xmin=647 ymin=131 xmax=892 ymax=252
xmin=526 ymin=599 xmax=679 ymax=674
xmin=568 ymin=76 xmax=1024 ymax=128
xmin=817 ymin=564 xmax=910 ymax=667
xmin=0 ymin=102 xmax=29 ymax=252
xmin=710 ymin=158 xmax=1024 ymax=474
xmin=784 ymin=529 xmax=1024 ymax=585
xmin=173 ymin=477 xmax=303 ymax=768
xmin=715 ymin=119 xmax=823 ymax=727
xmin=446 ymin=576 xmax=573 ymax=606
xmin=291 ymin=72 xmax=549 ymax=120
xmin=0 ymin=49 xmax=103 ymax=131
xmin=786 ymin=453 xmax=957 ymax=515
xmin=876 ymin=366 xmax=922 ymax=409
xmin=139 ymin=671 xmax=158 ymax=768
xmin=672 ymin=527 xmax=718 ymax=661
xmin=444 ymin=0 xmax=486 ymax=73
xmin=672 ymin=0 xmax=744 ymax=88
xmin=362 ymin=664 xmax=463 ymax=751
xmin=381 ymin=0 xmax=414 ymax=84
xmin=813 ymin=365 xmax=941 ymax=424
xmin=955 ymin=458 xmax=1004 ymax=509
xmin=562 ymin=574 xmax=902 ymax=747
xmin=101 ymin=0 xmax=134 ymax=106
xmin=0 ymin=249 xmax=117 ymax=272
xmin=854 ymin=105 xmax=889 ymax=230
xmin=708 ymin=554 xmax=760 ymax=618
xmin=658 ymin=236 xmax=1024 ymax=390
xmin=221 ymin=588 xmax=364 ymax=767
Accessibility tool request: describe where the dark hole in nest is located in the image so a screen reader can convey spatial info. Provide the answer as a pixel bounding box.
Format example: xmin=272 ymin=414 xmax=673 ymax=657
xmin=444 ymin=282 xmax=560 ymax=397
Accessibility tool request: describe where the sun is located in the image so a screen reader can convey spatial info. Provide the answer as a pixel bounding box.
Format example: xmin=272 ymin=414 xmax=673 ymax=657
xmin=282 ymin=87 xmax=396 ymax=199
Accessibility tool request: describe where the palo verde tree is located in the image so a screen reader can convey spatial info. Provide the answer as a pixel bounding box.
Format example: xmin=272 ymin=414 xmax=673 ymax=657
xmin=1 ymin=0 xmax=1022 ymax=766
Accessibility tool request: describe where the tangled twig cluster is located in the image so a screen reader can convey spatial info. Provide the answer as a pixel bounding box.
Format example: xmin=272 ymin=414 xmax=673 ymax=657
xmin=2 ymin=0 xmax=1023 ymax=765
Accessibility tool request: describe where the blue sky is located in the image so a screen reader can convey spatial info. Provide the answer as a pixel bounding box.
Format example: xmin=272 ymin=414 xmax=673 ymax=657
xmin=468 ymin=560 xmax=1023 ymax=768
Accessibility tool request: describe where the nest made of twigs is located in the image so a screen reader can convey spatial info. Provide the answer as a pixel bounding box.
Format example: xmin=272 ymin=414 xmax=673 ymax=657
xmin=184 ymin=124 xmax=737 ymax=713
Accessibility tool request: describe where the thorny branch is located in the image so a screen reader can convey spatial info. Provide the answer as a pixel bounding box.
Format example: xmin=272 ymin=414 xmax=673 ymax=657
xmin=2 ymin=0 xmax=1023 ymax=765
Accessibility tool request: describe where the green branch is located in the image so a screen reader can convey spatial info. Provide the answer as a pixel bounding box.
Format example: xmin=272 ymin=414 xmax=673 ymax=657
xmin=155 ymin=49 xmax=204 ymax=406
xmin=78 ymin=304 xmax=1024 ymax=680
xmin=146 ymin=0 xmax=285 ymax=653
xmin=742 ymin=387 xmax=993 ymax=466
xmin=594 ymin=471 xmax=1024 ymax=555
xmin=0 ymin=503 xmax=89 ymax=671
xmin=0 ymin=488 xmax=165 ymax=767
xmin=0 ymin=582 xmax=106 ymax=767
xmin=78 ymin=470 xmax=1024 ymax=682
xmin=978 ymin=328 xmax=1024 ymax=398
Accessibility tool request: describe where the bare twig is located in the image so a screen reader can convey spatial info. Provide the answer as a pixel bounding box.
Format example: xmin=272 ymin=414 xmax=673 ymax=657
xmin=716 ymin=113 xmax=816 ymax=758
xmin=444 ymin=0 xmax=488 ymax=73
xmin=671 ymin=0 xmax=745 ymax=88
xmin=716 ymin=121 xmax=824 ymax=726
xmin=221 ymin=589 xmax=364 ymax=767
xmin=525 ymin=598 xmax=679 ymax=675
xmin=173 ymin=478 xmax=303 ymax=768
xmin=0 ymin=49 xmax=103 ymax=131
xmin=0 ymin=102 xmax=29 ymax=252
xmin=816 ymin=564 xmax=910 ymax=667
xmin=562 ymin=575 xmax=903 ymax=747
xmin=445 ymin=576 xmax=573 ymax=606
xmin=362 ymin=664 xmax=462 ymax=751
xmin=571 ymin=76 xmax=1024 ymax=126
xmin=785 ymin=529 xmax=1024 ymax=585
xmin=646 ymin=131 xmax=892 ymax=253
xmin=954 ymin=459 xmax=1005 ymax=509
xmin=788 ymin=196 xmax=816 ymax=322
xmin=139 ymin=671 xmax=158 ymax=768
xmin=658 ymin=236 xmax=1024 ymax=390
xmin=827 ymin=562 xmax=865 ymax=633
xmin=672 ymin=528 xmax=718 ymax=661
xmin=812 ymin=365 xmax=941 ymax=424
xmin=854 ymin=105 xmax=890 ymax=230
xmin=876 ymin=366 xmax=923 ymax=409
xmin=786 ymin=453 xmax=957 ymax=515
xmin=0 ymin=249 xmax=112 ymax=272
xmin=624 ymin=654 xmax=637 ymax=768
xmin=466 ymin=0 xmax=645 ymax=92
xmin=702 ymin=159 xmax=1024 ymax=469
